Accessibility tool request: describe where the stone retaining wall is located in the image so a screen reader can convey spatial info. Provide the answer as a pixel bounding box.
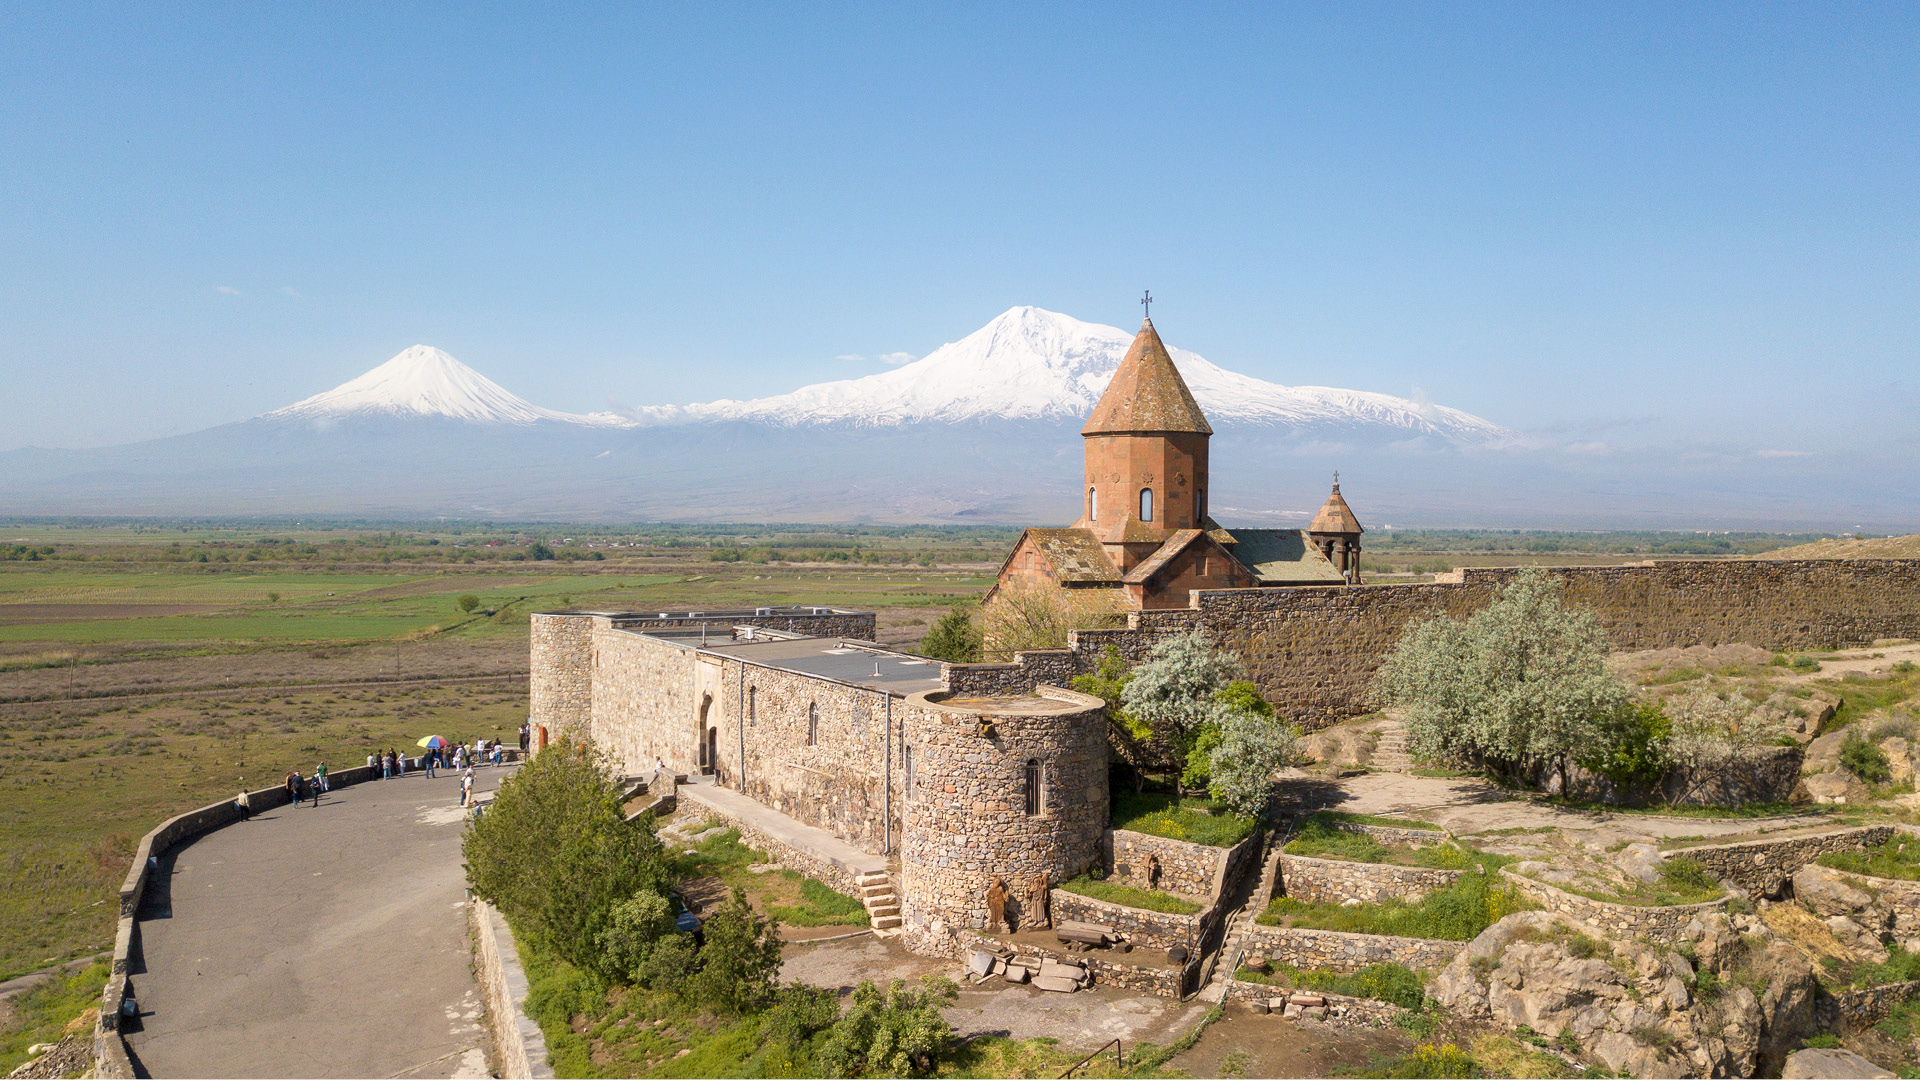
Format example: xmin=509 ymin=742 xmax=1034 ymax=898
xmin=1070 ymin=559 xmax=1920 ymax=727
xmin=1323 ymin=820 xmax=1450 ymax=846
xmin=1049 ymin=888 xmax=1208 ymax=952
xmin=95 ymin=765 xmax=381 ymax=1078
xmin=1673 ymin=825 xmax=1897 ymax=897
xmin=1818 ymin=980 xmax=1920 ymax=1032
xmin=1220 ymin=978 xmax=1402 ymax=1024
xmin=1104 ymin=829 xmax=1241 ymax=899
xmin=1499 ymin=868 xmax=1730 ymax=944
xmin=1240 ymin=924 xmax=1466 ymax=973
xmin=470 ymin=899 xmax=554 ymax=1079
xmin=679 ymin=795 xmax=864 ymax=898
xmin=1278 ymin=853 xmax=1463 ymax=905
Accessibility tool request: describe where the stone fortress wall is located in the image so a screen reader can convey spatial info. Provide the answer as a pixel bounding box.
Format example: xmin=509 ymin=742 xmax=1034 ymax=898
xmin=1066 ymin=558 xmax=1920 ymax=727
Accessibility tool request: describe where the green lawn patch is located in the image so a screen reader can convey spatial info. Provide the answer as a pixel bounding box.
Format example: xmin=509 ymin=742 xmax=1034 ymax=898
xmin=1522 ymin=856 xmax=1724 ymax=907
xmin=1233 ymin=960 xmax=1428 ymax=1010
xmin=0 ymin=959 xmax=109 ymax=1075
xmin=1257 ymin=869 xmax=1529 ymax=941
xmin=1058 ymin=876 xmax=1202 ymax=915
xmin=1543 ymin=796 xmax=1808 ymax=820
xmin=1819 ymin=838 xmax=1920 ymax=881
xmin=768 ymin=878 xmax=870 ymax=928
xmin=1111 ymin=791 xmax=1256 ymax=848
xmin=672 ymin=826 xmax=868 ymax=928
xmin=1283 ymin=816 xmax=1468 ymax=870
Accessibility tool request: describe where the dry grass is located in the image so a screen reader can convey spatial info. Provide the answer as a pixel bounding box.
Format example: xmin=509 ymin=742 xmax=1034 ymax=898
xmin=1759 ymin=534 xmax=1920 ymax=560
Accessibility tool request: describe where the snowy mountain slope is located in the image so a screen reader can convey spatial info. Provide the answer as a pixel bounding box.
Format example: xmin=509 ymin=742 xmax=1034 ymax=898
xmin=264 ymin=345 xmax=629 ymax=426
xmin=629 ymin=306 xmax=1512 ymax=443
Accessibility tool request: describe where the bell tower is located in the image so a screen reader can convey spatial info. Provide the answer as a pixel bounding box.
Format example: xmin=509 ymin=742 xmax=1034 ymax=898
xmin=1071 ymin=315 xmax=1213 ymax=572
xmin=1308 ymin=475 xmax=1365 ymax=584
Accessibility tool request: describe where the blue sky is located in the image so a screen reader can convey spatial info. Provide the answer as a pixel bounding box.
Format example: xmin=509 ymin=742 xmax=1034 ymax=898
xmin=2 ymin=2 xmax=1915 ymax=458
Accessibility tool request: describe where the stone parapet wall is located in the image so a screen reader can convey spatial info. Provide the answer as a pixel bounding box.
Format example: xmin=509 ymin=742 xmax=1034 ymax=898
xmin=944 ymin=650 xmax=1079 ymax=697
xmin=1322 ymin=820 xmax=1449 ymax=846
xmin=1048 ymin=888 xmax=1209 ymax=952
xmin=1673 ymin=825 xmax=1897 ymax=897
xmin=1240 ymin=924 xmax=1466 ymax=973
xmin=899 ymin=687 xmax=1110 ymax=955
xmin=1499 ymin=868 xmax=1730 ymax=944
xmin=470 ymin=899 xmax=554 ymax=1079
xmin=96 ymin=765 xmax=381 ymax=1078
xmin=1071 ymin=559 xmax=1920 ymax=728
xmin=607 ymin=611 xmax=876 ymax=640
xmin=1278 ymin=853 xmax=1463 ymax=905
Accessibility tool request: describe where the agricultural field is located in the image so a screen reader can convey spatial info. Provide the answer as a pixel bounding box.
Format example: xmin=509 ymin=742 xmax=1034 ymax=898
xmin=0 ymin=520 xmax=1007 ymax=983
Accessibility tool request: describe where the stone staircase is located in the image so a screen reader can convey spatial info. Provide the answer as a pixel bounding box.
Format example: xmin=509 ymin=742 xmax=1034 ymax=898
xmin=1371 ymin=721 xmax=1412 ymax=773
xmin=857 ymin=870 xmax=902 ymax=935
xmin=1200 ymin=837 xmax=1286 ymax=1000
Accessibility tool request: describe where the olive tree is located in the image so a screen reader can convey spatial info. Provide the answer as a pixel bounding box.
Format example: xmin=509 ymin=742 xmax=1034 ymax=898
xmin=1207 ymin=684 xmax=1300 ymax=817
xmin=1121 ymin=631 xmax=1243 ymax=795
xmin=1373 ymin=568 xmax=1633 ymax=794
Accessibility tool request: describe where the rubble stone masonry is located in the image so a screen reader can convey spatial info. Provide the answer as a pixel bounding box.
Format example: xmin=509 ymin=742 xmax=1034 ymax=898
xmin=899 ymin=687 xmax=1109 ymax=955
xmin=1278 ymin=853 xmax=1463 ymax=905
xmin=1072 ymin=559 xmax=1920 ymax=727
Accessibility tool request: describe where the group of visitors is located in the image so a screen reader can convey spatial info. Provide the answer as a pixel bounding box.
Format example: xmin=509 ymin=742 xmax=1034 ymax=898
xmin=233 ymin=724 xmax=532 ymax=820
xmin=279 ymin=767 xmax=324 ymax=809
xmin=367 ymin=748 xmax=408 ymax=779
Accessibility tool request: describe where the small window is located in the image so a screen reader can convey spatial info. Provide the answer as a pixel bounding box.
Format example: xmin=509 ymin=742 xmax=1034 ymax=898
xmin=1024 ymin=759 xmax=1043 ymax=816
xmin=1088 ymin=486 xmax=1098 ymax=520
xmin=1197 ymin=487 xmax=1205 ymax=520
xmin=904 ymin=744 xmax=916 ymax=800
xmin=807 ymin=702 xmax=818 ymax=746
xmin=1139 ymin=487 xmax=1153 ymax=522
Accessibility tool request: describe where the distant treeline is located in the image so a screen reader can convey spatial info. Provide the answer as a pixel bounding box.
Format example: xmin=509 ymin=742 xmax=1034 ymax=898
xmin=1365 ymin=530 xmax=1849 ymax=556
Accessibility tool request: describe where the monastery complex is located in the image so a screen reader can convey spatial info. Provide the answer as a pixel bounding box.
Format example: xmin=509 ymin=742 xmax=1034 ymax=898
xmin=528 ymin=316 xmax=1920 ymax=962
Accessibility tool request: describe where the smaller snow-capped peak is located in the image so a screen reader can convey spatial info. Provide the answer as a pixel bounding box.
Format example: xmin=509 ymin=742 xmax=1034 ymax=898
xmin=265 ymin=346 xmax=629 ymax=427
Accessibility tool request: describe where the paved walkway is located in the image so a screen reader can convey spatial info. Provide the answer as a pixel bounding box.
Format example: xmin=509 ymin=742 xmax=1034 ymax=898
xmin=677 ymin=776 xmax=888 ymax=877
xmin=124 ymin=766 xmax=512 ymax=1079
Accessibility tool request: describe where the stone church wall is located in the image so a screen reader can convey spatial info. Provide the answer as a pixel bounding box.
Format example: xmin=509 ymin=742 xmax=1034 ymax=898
xmin=1072 ymin=558 xmax=1920 ymax=728
xmin=732 ymin=661 xmax=897 ymax=856
xmin=529 ymin=614 xmax=595 ymax=741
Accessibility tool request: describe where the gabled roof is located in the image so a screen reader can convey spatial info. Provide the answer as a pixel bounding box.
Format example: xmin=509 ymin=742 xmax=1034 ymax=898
xmin=1082 ymin=318 xmax=1212 ymax=436
xmin=1091 ymin=514 xmax=1168 ymax=545
xmin=1308 ymin=481 xmax=1364 ymax=535
xmin=1224 ymin=528 xmax=1347 ymax=584
xmin=1021 ymin=527 xmax=1121 ymax=584
xmin=1123 ymin=529 xmax=1206 ymax=585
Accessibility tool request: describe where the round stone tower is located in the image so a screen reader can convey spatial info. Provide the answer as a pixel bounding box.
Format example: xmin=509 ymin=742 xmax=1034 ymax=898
xmin=896 ymin=685 xmax=1109 ymax=956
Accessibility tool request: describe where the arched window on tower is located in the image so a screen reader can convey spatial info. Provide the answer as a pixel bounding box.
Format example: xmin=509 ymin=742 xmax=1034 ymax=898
xmin=1024 ymin=759 xmax=1043 ymax=816
xmin=1139 ymin=487 xmax=1154 ymax=522
xmin=807 ymin=701 xmax=818 ymax=746
xmin=1088 ymin=486 xmax=1098 ymax=521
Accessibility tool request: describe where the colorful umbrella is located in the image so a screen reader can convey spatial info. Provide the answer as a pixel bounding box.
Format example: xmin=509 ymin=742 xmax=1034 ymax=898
xmin=417 ymin=735 xmax=450 ymax=749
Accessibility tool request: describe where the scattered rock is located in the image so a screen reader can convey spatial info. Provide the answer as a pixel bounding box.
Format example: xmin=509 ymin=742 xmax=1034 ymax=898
xmin=1823 ymin=914 xmax=1890 ymax=963
xmin=1802 ymin=730 xmax=1851 ymax=775
xmin=1615 ymin=843 xmax=1665 ymax=884
xmin=1885 ymin=737 xmax=1914 ymax=785
xmin=1799 ymin=769 xmax=1869 ymax=805
xmin=1781 ymin=1046 xmax=1896 ymax=1079
xmin=1792 ymin=865 xmax=1875 ymax=918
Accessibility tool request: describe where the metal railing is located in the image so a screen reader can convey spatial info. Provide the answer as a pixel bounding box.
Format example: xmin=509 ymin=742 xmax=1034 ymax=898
xmin=1056 ymin=1037 xmax=1123 ymax=1079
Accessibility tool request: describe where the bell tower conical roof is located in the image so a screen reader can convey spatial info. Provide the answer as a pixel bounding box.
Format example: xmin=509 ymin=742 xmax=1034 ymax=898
xmin=1309 ymin=477 xmax=1364 ymax=535
xmin=1082 ymin=318 xmax=1212 ymax=436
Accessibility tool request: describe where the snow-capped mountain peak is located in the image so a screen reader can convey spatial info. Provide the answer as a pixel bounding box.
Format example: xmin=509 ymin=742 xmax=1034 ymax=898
xmin=630 ymin=306 xmax=1511 ymax=443
xmin=264 ymin=345 xmax=626 ymax=426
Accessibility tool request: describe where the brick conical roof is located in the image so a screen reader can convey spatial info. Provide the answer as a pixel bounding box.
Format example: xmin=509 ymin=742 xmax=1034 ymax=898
xmin=1082 ymin=318 xmax=1212 ymax=436
xmin=1309 ymin=480 xmax=1364 ymax=535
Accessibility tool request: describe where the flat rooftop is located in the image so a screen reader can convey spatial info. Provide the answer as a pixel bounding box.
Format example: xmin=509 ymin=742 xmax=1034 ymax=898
xmin=544 ymin=605 xmax=864 ymax=620
xmin=633 ymin=627 xmax=946 ymax=696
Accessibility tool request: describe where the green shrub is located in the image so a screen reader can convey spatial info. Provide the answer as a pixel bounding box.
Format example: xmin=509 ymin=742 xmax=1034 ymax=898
xmin=1840 ymin=733 xmax=1892 ymax=785
xmin=917 ymin=607 xmax=982 ymax=663
xmin=1791 ymin=655 xmax=1821 ymax=671
xmin=1058 ymin=875 xmax=1202 ymax=914
xmin=683 ymin=888 xmax=784 ymax=1015
xmin=456 ymin=593 xmax=481 ymax=613
xmin=1803 ymin=1033 xmax=1841 ymax=1049
xmin=763 ymin=983 xmax=842 ymax=1052
xmin=1373 ymin=1043 xmax=1478 ymax=1079
xmin=816 ymin=977 xmax=959 ymax=1078
xmin=463 ymin=738 xmax=672 ymax=980
xmin=1895 ymin=661 xmax=1918 ymax=675
xmin=1289 ymin=962 xmax=1427 ymax=1009
xmin=595 ymin=890 xmax=677 ymax=983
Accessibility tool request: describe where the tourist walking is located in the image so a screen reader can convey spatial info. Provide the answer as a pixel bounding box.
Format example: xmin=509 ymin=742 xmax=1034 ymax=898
xmin=309 ymin=772 xmax=322 ymax=807
xmin=235 ymin=786 xmax=251 ymax=821
xmin=490 ymin=742 xmax=503 ymax=767
xmin=518 ymin=722 xmax=530 ymax=753
xmin=395 ymin=749 xmax=408 ymax=777
xmin=381 ymin=751 xmax=392 ymax=779
xmin=424 ymin=748 xmax=436 ymax=778
xmin=367 ymin=750 xmax=379 ymax=777
xmin=314 ymin=762 xmax=329 ymax=793
xmin=459 ymin=768 xmax=475 ymax=807
xmin=284 ymin=770 xmax=302 ymax=808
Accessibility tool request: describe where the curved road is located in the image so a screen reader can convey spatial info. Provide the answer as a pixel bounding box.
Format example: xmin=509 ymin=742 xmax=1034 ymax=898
xmin=124 ymin=765 xmax=511 ymax=1079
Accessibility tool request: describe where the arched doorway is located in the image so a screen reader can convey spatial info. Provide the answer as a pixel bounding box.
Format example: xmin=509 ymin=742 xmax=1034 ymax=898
xmin=697 ymin=694 xmax=715 ymax=774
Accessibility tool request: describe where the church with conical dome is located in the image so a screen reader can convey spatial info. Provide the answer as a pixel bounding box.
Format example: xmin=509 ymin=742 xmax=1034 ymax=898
xmin=989 ymin=313 xmax=1363 ymax=611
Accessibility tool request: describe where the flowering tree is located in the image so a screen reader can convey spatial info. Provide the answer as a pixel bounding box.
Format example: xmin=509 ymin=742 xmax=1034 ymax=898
xmin=1373 ymin=568 xmax=1633 ymax=794
xmin=1662 ymin=689 xmax=1786 ymax=807
xmin=1122 ymin=631 xmax=1243 ymax=796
